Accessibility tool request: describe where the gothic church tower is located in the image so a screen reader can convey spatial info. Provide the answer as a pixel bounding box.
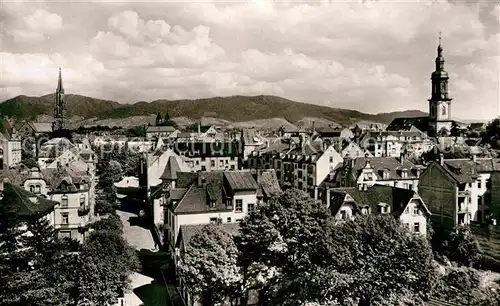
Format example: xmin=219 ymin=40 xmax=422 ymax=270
xmin=52 ymin=68 xmax=66 ymax=131
xmin=428 ymin=35 xmax=453 ymax=135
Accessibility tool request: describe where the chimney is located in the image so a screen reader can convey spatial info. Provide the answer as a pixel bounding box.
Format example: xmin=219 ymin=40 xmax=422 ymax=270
xmin=198 ymin=123 xmax=201 ymax=134
xmin=363 ymin=184 xmax=368 ymax=191
xmin=472 ymin=154 xmax=477 ymax=162
xmin=326 ymin=189 xmax=331 ymax=208
xmin=314 ymin=186 xmax=319 ymax=200
xmin=312 ymin=121 xmax=315 ymax=132
xmin=439 ymin=153 xmax=444 ymax=166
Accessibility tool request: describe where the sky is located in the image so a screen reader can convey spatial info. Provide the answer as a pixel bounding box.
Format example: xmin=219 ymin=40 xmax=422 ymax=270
xmin=0 ymin=0 xmax=499 ymax=120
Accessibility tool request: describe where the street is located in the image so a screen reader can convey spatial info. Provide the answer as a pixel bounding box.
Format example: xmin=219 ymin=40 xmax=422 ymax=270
xmin=117 ymin=210 xmax=156 ymax=306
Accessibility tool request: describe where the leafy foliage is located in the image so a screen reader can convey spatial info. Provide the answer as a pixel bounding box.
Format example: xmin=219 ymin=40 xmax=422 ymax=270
xmin=237 ymin=189 xmax=437 ymax=306
xmin=483 ymin=117 xmax=500 ymax=149
xmin=178 ymin=224 xmax=242 ymax=306
xmin=431 ymin=225 xmax=481 ymax=267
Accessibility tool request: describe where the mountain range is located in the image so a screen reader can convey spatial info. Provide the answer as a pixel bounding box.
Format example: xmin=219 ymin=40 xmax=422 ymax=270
xmin=0 ymin=93 xmax=428 ymax=128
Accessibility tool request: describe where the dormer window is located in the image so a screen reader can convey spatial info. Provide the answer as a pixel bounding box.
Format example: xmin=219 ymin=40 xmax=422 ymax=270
xmin=361 ymin=207 xmax=369 ymax=215
xmin=210 ymin=200 xmax=216 ymax=208
xmin=401 ymin=170 xmax=408 ymax=179
xmin=378 ymin=203 xmax=389 ymax=214
xmin=340 ymin=210 xmax=348 ymax=220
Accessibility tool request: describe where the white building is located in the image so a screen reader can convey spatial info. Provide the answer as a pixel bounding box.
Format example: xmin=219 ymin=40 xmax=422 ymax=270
xmin=319 ymin=185 xmax=431 ymax=236
xmin=0 ymin=130 xmax=22 ymax=169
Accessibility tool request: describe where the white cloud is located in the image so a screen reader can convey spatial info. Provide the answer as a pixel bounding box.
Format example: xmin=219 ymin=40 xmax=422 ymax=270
xmin=5 ymin=8 xmax=63 ymax=43
xmin=0 ymin=1 xmax=498 ymax=120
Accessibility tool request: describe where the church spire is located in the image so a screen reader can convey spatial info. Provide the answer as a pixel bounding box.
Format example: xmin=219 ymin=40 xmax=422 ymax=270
xmin=56 ymin=67 xmax=64 ymax=94
xmin=435 ymin=32 xmax=445 ymax=71
xmin=53 ymin=68 xmax=66 ymax=131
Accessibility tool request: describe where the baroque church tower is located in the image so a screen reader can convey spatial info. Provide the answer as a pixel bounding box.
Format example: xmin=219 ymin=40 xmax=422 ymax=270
xmin=52 ymin=68 xmax=66 ymax=131
xmin=428 ymin=34 xmax=453 ymax=135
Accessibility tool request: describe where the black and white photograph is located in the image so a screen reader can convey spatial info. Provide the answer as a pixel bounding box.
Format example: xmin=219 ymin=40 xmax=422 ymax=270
xmin=0 ymin=0 xmax=499 ymax=305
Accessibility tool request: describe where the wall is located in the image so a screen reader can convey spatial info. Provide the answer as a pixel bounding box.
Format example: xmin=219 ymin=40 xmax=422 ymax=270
xmin=181 ymin=156 xmax=238 ymax=172
xmin=399 ymin=198 xmax=428 ymax=236
xmin=50 ymin=190 xmax=90 ymax=242
xmin=418 ymin=162 xmax=457 ymax=228
xmin=315 ymin=145 xmax=343 ymax=187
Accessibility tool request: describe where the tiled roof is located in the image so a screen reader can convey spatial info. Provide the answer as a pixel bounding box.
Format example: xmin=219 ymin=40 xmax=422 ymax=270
xmin=175 ymin=172 xmax=198 ymax=188
xmin=442 ymin=158 xmax=500 ymax=184
xmin=258 ymin=140 xmax=291 ymax=154
xmin=31 ymin=122 xmax=53 ymax=133
xmin=224 ymin=171 xmax=259 ymax=191
xmin=41 ymin=168 xmax=91 ymax=191
xmin=365 ymin=130 xmax=426 ymax=138
xmin=177 ymin=223 xmax=240 ymax=248
xmin=330 ymin=185 xmax=421 ymax=217
xmin=351 ymin=157 xmax=418 ymax=180
xmin=315 ymin=127 xmax=342 ymax=137
xmin=170 ymin=188 xmax=188 ymax=200
xmin=1 ymin=182 xmax=58 ymax=217
xmin=386 ymin=116 xmax=430 ymax=132
xmin=174 ymin=172 xmax=227 ymax=214
xmin=258 ymin=170 xmax=281 ymax=198
xmin=146 ymin=126 xmax=176 ymax=133
xmin=160 ymin=156 xmax=182 ymax=180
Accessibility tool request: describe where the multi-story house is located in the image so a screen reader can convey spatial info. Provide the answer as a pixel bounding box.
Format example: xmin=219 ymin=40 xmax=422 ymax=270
xmin=146 ymin=125 xmax=178 ymax=140
xmin=0 ymin=179 xmax=58 ymax=227
xmin=317 ymin=185 xmax=430 ymax=236
xmin=163 ymin=170 xmax=280 ymax=257
xmin=341 ymin=141 xmax=373 ymax=159
xmin=0 ymin=130 xmax=22 ymax=169
xmin=313 ymin=127 xmax=354 ymax=152
xmin=248 ymin=140 xmax=343 ymax=196
xmin=172 ymin=141 xmax=240 ymax=172
xmin=39 ymin=167 xmax=93 ymax=241
xmin=15 ymin=121 xmax=53 ymax=137
xmin=328 ymin=157 xmax=422 ymax=192
xmin=241 ymin=128 xmax=267 ymax=162
xmin=360 ymin=130 xmax=434 ymax=159
xmin=418 ymin=155 xmax=500 ymax=227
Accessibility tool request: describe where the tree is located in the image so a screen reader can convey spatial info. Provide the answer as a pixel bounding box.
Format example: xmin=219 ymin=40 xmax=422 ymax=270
xmin=431 ymin=225 xmax=481 ymax=267
xmin=237 ymin=189 xmax=333 ymax=305
xmin=483 ymin=117 xmax=500 ymax=149
xmin=238 ymin=189 xmax=438 ymax=306
xmin=177 ymin=224 xmax=242 ymax=306
xmin=155 ymin=112 xmax=162 ymax=125
xmin=22 ymin=217 xmax=66 ymax=269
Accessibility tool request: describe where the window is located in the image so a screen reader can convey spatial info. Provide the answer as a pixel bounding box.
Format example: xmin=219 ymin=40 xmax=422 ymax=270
xmin=248 ymin=203 xmax=255 ymax=212
xmin=61 ymin=196 xmax=68 ymax=208
xmin=329 ymin=156 xmax=333 ymax=163
xmin=227 ymin=217 xmax=231 ymax=223
xmin=442 ymin=105 xmax=446 ymax=116
xmin=403 ymin=223 xmax=410 ymax=230
xmin=413 ymin=222 xmax=420 ymax=233
xmin=80 ymin=195 xmax=86 ymax=206
xmin=235 ymin=200 xmax=243 ymax=212
xmin=298 ymin=182 xmax=303 ymax=190
xmin=30 ymin=185 xmax=35 ymax=193
xmin=209 ymin=217 xmax=217 ymax=224
xmin=361 ymin=207 xmax=368 ymax=215
xmin=61 ymin=213 xmax=69 ymax=224
xmin=211 ymin=160 xmax=215 ymax=167
xmin=340 ymin=210 xmax=347 ymax=220
xmin=413 ymin=207 xmax=419 ymax=215
xmin=478 ymin=179 xmax=482 ymax=189
xmin=201 ymin=166 xmax=206 ymax=171
xmin=230 ymin=165 xmax=235 ymax=170
xmin=202 ymin=157 xmax=206 ymax=161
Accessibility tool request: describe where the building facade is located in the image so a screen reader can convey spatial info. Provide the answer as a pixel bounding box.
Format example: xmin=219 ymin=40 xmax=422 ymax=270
xmin=418 ymin=156 xmax=500 ymax=227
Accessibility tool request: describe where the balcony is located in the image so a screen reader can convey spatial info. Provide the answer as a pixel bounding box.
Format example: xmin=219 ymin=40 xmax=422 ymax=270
xmin=458 ymin=190 xmax=470 ymax=197
xmin=78 ymin=205 xmax=90 ymax=216
xmin=458 ymin=203 xmax=469 ymax=213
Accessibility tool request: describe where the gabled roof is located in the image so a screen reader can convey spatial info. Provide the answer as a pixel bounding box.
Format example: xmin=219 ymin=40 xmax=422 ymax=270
xmin=350 ymin=157 xmax=418 ymax=180
xmin=176 ymin=223 xmax=240 ymax=248
xmin=160 ymin=156 xmax=182 ymax=180
xmin=174 ymin=172 xmax=227 ymax=214
xmin=441 ymin=158 xmax=500 ymax=184
xmin=1 ymin=182 xmax=58 ymax=217
xmin=257 ymin=170 xmax=281 ymax=198
xmin=146 ymin=126 xmax=177 ymax=133
xmin=224 ymin=171 xmax=259 ymax=191
xmin=41 ymin=168 xmax=91 ymax=192
xmin=386 ymin=116 xmax=430 ymax=133
xmin=329 ymin=185 xmax=428 ymax=217
xmin=31 ymin=122 xmax=53 ymax=133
